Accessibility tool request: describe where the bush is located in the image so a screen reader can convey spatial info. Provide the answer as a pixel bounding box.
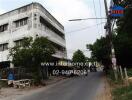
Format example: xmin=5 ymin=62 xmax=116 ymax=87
xmin=0 ymin=81 xmax=8 ymax=88
xmin=112 ymin=84 xmax=132 ymax=100
xmin=127 ymin=68 xmax=132 ymax=77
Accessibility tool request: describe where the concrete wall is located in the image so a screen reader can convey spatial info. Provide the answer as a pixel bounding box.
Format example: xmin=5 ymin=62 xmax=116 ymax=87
xmin=0 ymin=3 xmax=67 ymax=66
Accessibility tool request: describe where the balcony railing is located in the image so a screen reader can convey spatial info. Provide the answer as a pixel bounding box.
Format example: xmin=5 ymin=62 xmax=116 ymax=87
xmin=53 ymin=50 xmax=67 ymax=59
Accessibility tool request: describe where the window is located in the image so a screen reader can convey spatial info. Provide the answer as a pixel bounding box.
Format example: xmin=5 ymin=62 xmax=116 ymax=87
xmin=3 ymin=43 xmax=8 ymax=50
xmin=14 ymin=17 xmax=28 ymax=28
xmin=0 ymin=43 xmax=8 ymax=51
xmin=20 ymin=21 xmax=23 ymax=26
xmin=14 ymin=39 xmax=23 ymax=46
xmin=40 ymin=16 xmax=65 ymax=39
xmin=0 ymin=24 xmax=8 ymax=32
xmin=24 ymin=19 xmax=27 ymax=25
xmin=0 ymin=45 xmax=3 ymax=51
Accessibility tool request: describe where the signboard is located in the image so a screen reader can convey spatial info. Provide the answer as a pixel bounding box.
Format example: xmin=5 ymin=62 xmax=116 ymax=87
xmin=112 ymin=57 xmax=116 ymax=66
xmin=110 ymin=5 xmax=124 ymax=18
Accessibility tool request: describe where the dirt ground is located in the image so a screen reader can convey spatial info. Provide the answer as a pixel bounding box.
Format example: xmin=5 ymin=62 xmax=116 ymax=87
xmin=0 ymin=76 xmax=66 ymax=100
xmin=96 ymin=77 xmax=112 ymax=100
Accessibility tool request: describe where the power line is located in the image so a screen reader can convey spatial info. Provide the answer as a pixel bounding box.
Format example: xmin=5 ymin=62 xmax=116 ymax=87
xmin=99 ymin=0 xmax=104 ymax=35
xmin=93 ymin=0 xmax=100 ymax=36
xmin=66 ymin=22 xmax=106 ymax=34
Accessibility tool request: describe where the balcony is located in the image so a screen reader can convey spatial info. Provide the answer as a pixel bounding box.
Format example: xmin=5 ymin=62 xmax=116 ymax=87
xmin=52 ymin=51 xmax=67 ymax=59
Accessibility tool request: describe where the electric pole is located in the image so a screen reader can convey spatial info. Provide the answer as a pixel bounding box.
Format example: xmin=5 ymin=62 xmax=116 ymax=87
xmin=104 ymin=0 xmax=118 ymax=80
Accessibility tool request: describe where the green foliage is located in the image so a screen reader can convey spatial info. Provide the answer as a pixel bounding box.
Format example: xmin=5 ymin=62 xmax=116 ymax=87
xmin=107 ymin=69 xmax=132 ymax=100
xmin=9 ymin=37 xmax=33 ymax=68
xmin=72 ymin=49 xmax=86 ymax=63
xmin=88 ymin=0 xmax=132 ymax=68
xmin=107 ymin=70 xmax=132 ymax=100
xmin=32 ymin=37 xmax=55 ymax=62
xmin=107 ymin=70 xmax=116 ymax=81
xmin=112 ymin=85 xmax=132 ymax=100
xmin=107 ymin=69 xmax=123 ymax=85
xmin=9 ymin=37 xmax=55 ymax=82
xmin=0 ymin=81 xmax=8 ymax=88
xmin=87 ymin=37 xmax=111 ymax=68
xmin=113 ymin=34 xmax=132 ymax=67
xmin=10 ymin=37 xmax=55 ymax=67
xmin=113 ymin=1 xmax=132 ymax=68
xmin=127 ymin=69 xmax=132 ymax=77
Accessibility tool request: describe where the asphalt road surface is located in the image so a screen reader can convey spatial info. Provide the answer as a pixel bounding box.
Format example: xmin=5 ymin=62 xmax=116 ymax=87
xmin=16 ymin=72 xmax=104 ymax=100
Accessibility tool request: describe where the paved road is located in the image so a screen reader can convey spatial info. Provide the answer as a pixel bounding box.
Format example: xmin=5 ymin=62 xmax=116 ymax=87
xmin=16 ymin=72 xmax=104 ymax=100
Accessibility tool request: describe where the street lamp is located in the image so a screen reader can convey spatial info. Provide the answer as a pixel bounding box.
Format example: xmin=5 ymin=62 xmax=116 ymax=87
xmin=69 ymin=17 xmax=106 ymax=21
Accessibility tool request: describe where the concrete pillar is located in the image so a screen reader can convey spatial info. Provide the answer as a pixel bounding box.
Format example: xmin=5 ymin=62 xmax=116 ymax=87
xmin=10 ymin=63 xmax=14 ymax=68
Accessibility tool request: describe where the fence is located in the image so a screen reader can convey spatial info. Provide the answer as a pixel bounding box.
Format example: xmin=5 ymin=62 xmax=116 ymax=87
xmin=0 ymin=67 xmax=33 ymax=80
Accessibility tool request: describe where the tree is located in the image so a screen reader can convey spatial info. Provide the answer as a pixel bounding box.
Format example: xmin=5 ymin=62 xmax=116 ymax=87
xmin=9 ymin=37 xmax=33 ymax=68
xmin=9 ymin=37 xmax=55 ymax=83
xmin=86 ymin=0 xmax=132 ymax=69
xmin=72 ymin=50 xmax=86 ymax=62
xmin=113 ymin=0 xmax=132 ymax=68
xmin=87 ymin=37 xmax=111 ymax=70
xmin=72 ymin=50 xmax=86 ymax=69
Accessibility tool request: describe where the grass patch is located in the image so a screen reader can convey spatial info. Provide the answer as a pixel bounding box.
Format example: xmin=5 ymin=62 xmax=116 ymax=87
xmin=107 ymin=70 xmax=123 ymax=85
xmin=112 ymin=85 xmax=132 ymax=100
xmin=127 ymin=69 xmax=132 ymax=77
xmin=0 ymin=81 xmax=8 ymax=88
xmin=107 ymin=69 xmax=132 ymax=100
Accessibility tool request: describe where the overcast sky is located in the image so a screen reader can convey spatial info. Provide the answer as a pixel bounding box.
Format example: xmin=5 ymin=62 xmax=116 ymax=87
xmin=0 ymin=0 xmax=111 ymax=59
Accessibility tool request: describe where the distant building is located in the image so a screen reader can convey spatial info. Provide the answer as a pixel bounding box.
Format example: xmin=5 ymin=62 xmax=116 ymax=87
xmin=0 ymin=2 xmax=67 ymax=68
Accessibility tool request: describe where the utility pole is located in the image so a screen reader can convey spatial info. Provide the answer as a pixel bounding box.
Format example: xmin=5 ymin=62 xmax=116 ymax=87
xmin=104 ymin=0 xmax=118 ymax=80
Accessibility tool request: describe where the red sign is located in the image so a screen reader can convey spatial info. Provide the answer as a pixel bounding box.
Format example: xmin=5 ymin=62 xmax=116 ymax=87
xmin=112 ymin=10 xmax=124 ymax=14
xmin=110 ymin=6 xmax=124 ymax=17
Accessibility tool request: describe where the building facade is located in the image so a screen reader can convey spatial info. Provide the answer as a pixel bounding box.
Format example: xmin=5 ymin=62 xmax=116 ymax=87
xmin=0 ymin=2 xmax=67 ymax=68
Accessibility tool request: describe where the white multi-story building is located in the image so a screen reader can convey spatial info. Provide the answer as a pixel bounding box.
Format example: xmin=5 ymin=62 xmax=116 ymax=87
xmin=0 ymin=2 xmax=67 ymax=68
